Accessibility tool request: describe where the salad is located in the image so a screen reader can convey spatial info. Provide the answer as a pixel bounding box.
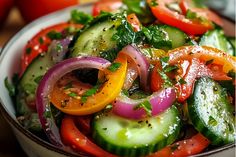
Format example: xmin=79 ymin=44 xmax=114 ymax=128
xmin=5 ymin=0 xmax=236 ymax=157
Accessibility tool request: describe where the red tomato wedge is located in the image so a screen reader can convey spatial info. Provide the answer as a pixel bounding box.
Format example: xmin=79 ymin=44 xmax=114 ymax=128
xmin=92 ymin=0 xmax=123 ymax=16
xmin=179 ymin=0 xmax=223 ymax=27
xmin=20 ymin=23 xmax=83 ymax=75
xmin=147 ymin=0 xmax=214 ymax=35
xmin=61 ymin=116 xmax=117 ymax=157
xmin=148 ymin=133 xmax=210 ymax=157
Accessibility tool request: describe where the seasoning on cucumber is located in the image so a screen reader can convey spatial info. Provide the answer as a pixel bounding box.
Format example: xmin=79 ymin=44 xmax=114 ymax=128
xmin=188 ymin=77 xmax=235 ymax=145
xmin=199 ymin=29 xmax=235 ymax=56
xmin=92 ymin=105 xmax=181 ymax=157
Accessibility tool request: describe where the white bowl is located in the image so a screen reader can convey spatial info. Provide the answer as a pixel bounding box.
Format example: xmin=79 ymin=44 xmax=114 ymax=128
xmin=0 ymin=3 xmax=235 ymax=157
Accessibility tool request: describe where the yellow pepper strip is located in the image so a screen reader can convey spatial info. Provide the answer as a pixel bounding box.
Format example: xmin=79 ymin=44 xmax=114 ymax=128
xmin=50 ymin=53 xmax=127 ymax=115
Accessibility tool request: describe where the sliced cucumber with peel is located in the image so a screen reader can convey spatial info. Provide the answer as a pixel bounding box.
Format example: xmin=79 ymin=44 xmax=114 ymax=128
xmin=188 ymin=77 xmax=235 ymax=145
xmin=92 ymin=106 xmax=181 ymax=157
xmin=199 ymin=29 xmax=235 ymax=56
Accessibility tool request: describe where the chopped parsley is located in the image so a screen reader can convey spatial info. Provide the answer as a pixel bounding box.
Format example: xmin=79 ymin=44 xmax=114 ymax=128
xmin=43 ymin=110 xmax=51 ymax=118
xmin=68 ymin=92 xmax=78 ymax=98
xmin=178 ymin=78 xmax=187 ymax=85
xmin=81 ymin=84 xmax=100 ymax=103
xmin=26 ymin=47 xmax=32 ymax=54
xmin=34 ymin=75 xmax=43 ymax=84
xmin=112 ymin=15 xmax=144 ymax=48
xmin=150 ymin=0 xmax=158 ymax=6
xmin=133 ymin=100 xmax=152 ymax=117
xmin=227 ymin=69 xmax=235 ymax=79
xmin=47 ymin=31 xmax=62 ymax=40
xmin=38 ymin=37 xmax=44 ymax=44
xmin=186 ymin=9 xmax=198 ymax=19
xmin=142 ymin=25 xmax=172 ymax=49
xmin=70 ymin=10 xmax=93 ymax=25
xmin=107 ymin=62 xmax=121 ymax=72
xmin=158 ymin=69 xmax=173 ymax=88
xmin=160 ymin=56 xmax=178 ymax=73
xmin=56 ymin=43 xmax=63 ymax=52
xmin=64 ymin=82 xmax=73 ymax=90
xmin=170 ymin=143 xmax=179 ymax=152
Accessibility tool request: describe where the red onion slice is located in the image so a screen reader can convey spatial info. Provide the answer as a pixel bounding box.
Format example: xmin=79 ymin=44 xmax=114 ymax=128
xmin=36 ymin=57 xmax=111 ymax=147
xmin=113 ymin=87 xmax=176 ymax=119
xmin=121 ymin=45 xmax=150 ymax=91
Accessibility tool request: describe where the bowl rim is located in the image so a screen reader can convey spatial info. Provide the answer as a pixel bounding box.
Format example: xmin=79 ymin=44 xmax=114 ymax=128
xmin=0 ymin=3 xmax=235 ymax=157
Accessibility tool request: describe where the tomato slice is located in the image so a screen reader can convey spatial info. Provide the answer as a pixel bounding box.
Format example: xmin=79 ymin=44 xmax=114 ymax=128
xmin=179 ymin=0 xmax=223 ymax=27
xmin=50 ymin=54 xmax=127 ymax=115
xmin=21 ymin=23 xmax=83 ymax=75
xmin=92 ymin=0 xmax=123 ymax=16
xmin=127 ymin=13 xmax=142 ymax=32
xmin=150 ymin=61 xmax=164 ymax=92
xmin=148 ymin=133 xmax=210 ymax=157
xmin=147 ymin=0 xmax=213 ymax=35
xmin=151 ymin=46 xmax=235 ymax=102
xmin=61 ymin=116 xmax=117 ymax=157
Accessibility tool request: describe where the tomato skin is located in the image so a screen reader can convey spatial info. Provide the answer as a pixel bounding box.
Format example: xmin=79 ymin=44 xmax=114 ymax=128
xmin=148 ymin=133 xmax=210 ymax=157
xmin=179 ymin=0 xmax=223 ymax=27
xmin=15 ymin=0 xmax=78 ymax=23
xmin=61 ymin=116 xmax=117 ymax=157
xmin=151 ymin=46 xmax=235 ymax=102
xmin=92 ymin=0 xmax=122 ymax=16
xmin=147 ymin=0 xmax=213 ymax=35
xmin=150 ymin=61 xmax=164 ymax=92
xmin=127 ymin=13 xmax=142 ymax=32
xmin=0 ymin=0 xmax=14 ymax=25
xmin=20 ymin=23 xmax=83 ymax=75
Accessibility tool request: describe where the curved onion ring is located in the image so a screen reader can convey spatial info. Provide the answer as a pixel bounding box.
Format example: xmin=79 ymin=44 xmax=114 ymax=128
xmin=113 ymin=87 xmax=176 ymax=119
xmin=36 ymin=57 xmax=111 ymax=147
xmin=121 ymin=45 xmax=150 ymax=91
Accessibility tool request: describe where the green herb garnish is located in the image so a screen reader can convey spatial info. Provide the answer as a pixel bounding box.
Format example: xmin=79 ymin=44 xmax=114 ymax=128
xmin=81 ymin=85 xmax=100 ymax=103
xmin=26 ymin=47 xmax=32 ymax=54
xmin=68 ymin=92 xmax=78 ymax=98
xmin=133 ymin=100 xmax=152 ymax=116
xmin=34 ymin=75 xmax=43 ymax=84
xmin=108 ymin=62 xmax=121 ymax=72
xmin=47 ymin=31 xmax=62 ymax=40
xmin=38 ymin=37 xmax=44 ymax=44
xmin=70 ymin=10 xmax=93 ymax=25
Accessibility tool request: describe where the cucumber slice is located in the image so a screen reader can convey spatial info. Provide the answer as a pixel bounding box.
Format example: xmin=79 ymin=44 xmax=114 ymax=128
xmin=71 ymin=15 xmax=122 ymax=58
xmin=92 ymin=106 xmax=181 ymax=157
xmin=16 ymin=52 xmax=54 ymax=132
xmin=199 ymin=29 xmax=235 ymax=56
xmin=159 ymin=25 xmax=189 ymax=49
xmin=188 ymin=77 xmax=235 ymax=145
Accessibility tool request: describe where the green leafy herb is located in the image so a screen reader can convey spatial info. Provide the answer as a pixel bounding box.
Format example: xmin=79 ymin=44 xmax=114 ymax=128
xmin=81 ymin=85 xmax=100 ymax=103
xmin=47 ymin=31 xmax=62 ymax=40
xmin=43 ymin=109 xmax=51 ymax=118
xmin=68 ymin=92 xmax=78 ymax=98
xmin=134 ymin=100 xmax=152 ymax=116
xmin=157 ymin=69 xmax=173 ymax=88
xmin=123 ymin=0 xmax=155 ymax=24
xmin=142 ymin=25 xmax=172 ymax=49
xmin=70 ymin=10 xmax=93 ymax=25
xmin=64 ymin=82 xmax=73 ymax=90
xmin=112 ymin=15 xmax=144 ymax=48
xmin=205 ymin=59 xmax=214 ymax=65
xmin=38 ymin=37 xmax=44 ymax=44
xmin=186 ymin=9 xmax=198 ymax=19
xmin=150 ymin=0 xmax=158 ymax=6
xmin=178 ymin=78 xmax=187 ymax=85
xmin=34 ymin=75 xmax=43 ymax=84
xmin=208 ymin=116 xmax=218 ymax=126
xmin=26 ymin=47 xmax=32 ymax=54
xmin=227 ymin=69 xmax=235 ymax=79
xmin=56 ymin=43 xmax=63 ymax=52
xmin=122 ymin=89 xmax=130 ymax=97
xmin=164 ymin=65 xmax=178 ymax=73
xmin=170 ymin=143 xmax=179 ymax=152
xmin=192 ymin=0 xmax=206 ymax=8
xmin=4 ymin=77 xmax=15 ymax=97
xmin=107 ymin=62 xmax=121 ymax=72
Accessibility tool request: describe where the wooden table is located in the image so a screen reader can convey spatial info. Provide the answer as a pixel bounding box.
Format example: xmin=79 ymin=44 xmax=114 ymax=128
xmin=0 ymin=4 xmax=235 ymax=157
